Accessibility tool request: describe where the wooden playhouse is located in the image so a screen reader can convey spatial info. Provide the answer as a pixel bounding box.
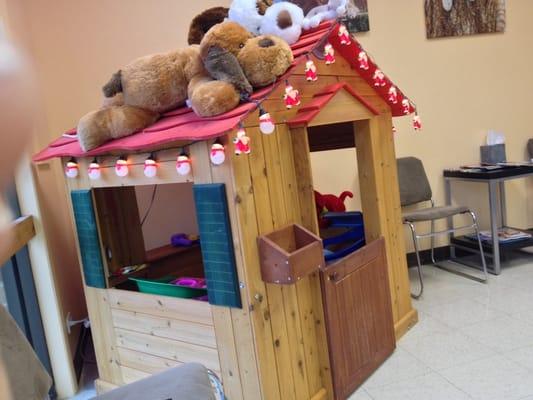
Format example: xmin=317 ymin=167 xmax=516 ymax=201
xmin=34 ymin=22 xmax=418 ymax=400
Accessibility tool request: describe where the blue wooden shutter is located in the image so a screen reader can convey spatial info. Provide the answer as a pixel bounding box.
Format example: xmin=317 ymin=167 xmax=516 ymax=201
xmin=193 ymin=184 xmax=242 ymax=308
xmin=71 ymin=190 xmax=106 ymax=288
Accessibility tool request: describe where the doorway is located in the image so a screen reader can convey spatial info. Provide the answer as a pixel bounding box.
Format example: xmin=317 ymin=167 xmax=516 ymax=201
xmin=290 ymin=118 xmax=398 ymax=399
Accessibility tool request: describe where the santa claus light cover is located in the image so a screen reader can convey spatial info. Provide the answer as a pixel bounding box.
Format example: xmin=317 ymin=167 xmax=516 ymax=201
xmin=144 ymin=155 xmax=158 ymax=178
xmin=88 ymin=158 xmax=101 ymax=180
xmin=284 ymin=80 xmax=301 ymax=109
xmin=115 ymin=156 xmax=129 ymax=177
xmin=358 ymin=50 xmax=369 ymax=70
xmin=338 ymin=24 xmax=351 ymax=45
xmin=305 ymin=57 xmax=318 ymax=82
xmin=176 ymin=152 xmax=192 ymax=176
xmin=210 ymin=140 xmax=226 ymax=166
xmin=65 ymin=158 xmax=79 ymax=179
xmin=324 ymin=43 xmax=336 ymax=65
xmin=234 ymin=125 xmax=251 ymax=155
xmin=259 ymin=107 xmax=275 ymax=134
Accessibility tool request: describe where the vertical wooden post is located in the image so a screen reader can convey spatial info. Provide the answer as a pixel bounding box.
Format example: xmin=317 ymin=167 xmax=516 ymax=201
xmin=354 ymin=116 xmax=418 ymax=339
xmin=190 ymin=141 xmax=247 ymax=400
xmin=291 ymin=126 xmax=334 ymax=400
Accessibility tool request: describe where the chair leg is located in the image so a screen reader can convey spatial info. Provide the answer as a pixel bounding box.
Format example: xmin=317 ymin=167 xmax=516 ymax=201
xmin=207 ymin=369 xmax=226 ymax=400
xmin=430 ymin=219 xmax=437 ymax=264
xmin=406 ymin=222 xmax=424 ymax=299
xmin=470 ymin=211 xmax=489 ymax=282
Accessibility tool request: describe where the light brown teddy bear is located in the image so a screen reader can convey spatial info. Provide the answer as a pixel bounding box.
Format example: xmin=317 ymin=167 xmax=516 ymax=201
xmin=77 ymin=21 xmax=293 ymax=152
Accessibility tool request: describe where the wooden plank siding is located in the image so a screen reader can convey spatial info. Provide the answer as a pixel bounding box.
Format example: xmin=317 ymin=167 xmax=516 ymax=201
xmin=230 ymin=135 xmax=283 ymax=400
xmin=114 ymin=328 xmax=220 ymax=371
xmin=231 ymin=123 xmax=332 ymax=400
xmin=111 ymin=308 xmax=217 ymax=348
xmin=189 ymin=141 xmax=249 ymax=400
xmin=209 ymin=141 xmax=264 ymax=399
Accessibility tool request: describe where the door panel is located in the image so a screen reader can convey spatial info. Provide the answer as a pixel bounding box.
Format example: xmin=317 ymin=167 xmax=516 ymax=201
xmin=321 ymin=238 xmax=395 ymax=399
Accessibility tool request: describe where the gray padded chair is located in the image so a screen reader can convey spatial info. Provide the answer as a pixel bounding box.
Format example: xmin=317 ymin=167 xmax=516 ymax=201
xmin=397 ymin=157 xmax=488 ymax=299
xmin=91 ymin=363 xmax=224 ymax=400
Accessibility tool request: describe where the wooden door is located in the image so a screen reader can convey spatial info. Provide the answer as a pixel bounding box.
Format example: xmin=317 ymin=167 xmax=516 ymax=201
xmin=321 ymin=238 xmax=395 ymax=399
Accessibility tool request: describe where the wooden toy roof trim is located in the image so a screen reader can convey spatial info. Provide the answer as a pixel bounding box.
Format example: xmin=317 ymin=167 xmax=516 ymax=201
xmin=287 ymin=82 xmax=379 ymax=128
xmin=33 ymin=22 xmax=415 ymax=162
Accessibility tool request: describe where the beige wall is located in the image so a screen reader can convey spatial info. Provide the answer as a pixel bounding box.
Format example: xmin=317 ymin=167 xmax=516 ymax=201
xmin=136 ymin=183 xmax=198 ymax=251
xmin=19 ymin=0 xmax=228 ymax=152
xmin=312 ymin=0 xmax=533 ymax=250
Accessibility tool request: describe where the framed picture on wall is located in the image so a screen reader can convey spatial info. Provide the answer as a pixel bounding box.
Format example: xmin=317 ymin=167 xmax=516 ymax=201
xmin=342 ymin=0 xmax=370 ymax=33
xmin=294 ymin=0 xmax=370 ymax=33
xmin=425 ymin=0 xmax=506 ymax=39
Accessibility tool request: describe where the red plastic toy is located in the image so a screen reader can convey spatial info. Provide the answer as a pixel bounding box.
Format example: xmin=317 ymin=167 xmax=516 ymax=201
xmin=314 ymin=190 xmax=354 ymax=228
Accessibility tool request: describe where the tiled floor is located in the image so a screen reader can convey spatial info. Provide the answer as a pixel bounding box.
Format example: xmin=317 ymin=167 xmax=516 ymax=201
xmin=350 ymin=254 xmax=533 ymax=400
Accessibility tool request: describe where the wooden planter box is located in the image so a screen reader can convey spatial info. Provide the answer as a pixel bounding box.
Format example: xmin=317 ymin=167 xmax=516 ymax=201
xmin=258 ymin=224 xmax=325 ymax=284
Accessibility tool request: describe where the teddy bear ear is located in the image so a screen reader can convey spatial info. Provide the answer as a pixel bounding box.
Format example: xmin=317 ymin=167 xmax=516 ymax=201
xmin=188 ymin=7 xmax=229 ymax=45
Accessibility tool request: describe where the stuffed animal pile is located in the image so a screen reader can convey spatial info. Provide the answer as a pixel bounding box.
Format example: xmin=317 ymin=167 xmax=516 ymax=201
xmin=228 ymin=0 xmax=349 ymax=44
xmin=78 ymin=20 xmax=293 ymax=151
xmin=76 ymin=1 xmax=350 ymax=152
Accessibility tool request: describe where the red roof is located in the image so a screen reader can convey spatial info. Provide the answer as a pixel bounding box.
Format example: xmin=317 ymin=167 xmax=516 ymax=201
xmin=33 ymin=22 xmax=415 ymax=162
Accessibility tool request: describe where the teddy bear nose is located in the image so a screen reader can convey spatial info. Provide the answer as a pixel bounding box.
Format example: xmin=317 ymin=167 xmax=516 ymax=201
xmin=258 ymin=38 xmax=275 ymax=48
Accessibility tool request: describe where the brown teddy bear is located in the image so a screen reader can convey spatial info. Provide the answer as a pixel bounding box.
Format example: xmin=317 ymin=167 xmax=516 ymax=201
xmin=77 ymin=21 xmax=293 ymax=152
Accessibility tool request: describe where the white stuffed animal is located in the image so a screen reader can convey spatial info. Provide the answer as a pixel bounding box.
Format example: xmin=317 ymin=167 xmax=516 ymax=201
xmin=260 ymin=2 xmax=305 ymax=45
xmin=228 ymin=0 xmax=265 ymax=35
xmin=228 ymin=0 xmax=306 ymax=45
xmin=303 ymin=0 xmax=348 ymax=30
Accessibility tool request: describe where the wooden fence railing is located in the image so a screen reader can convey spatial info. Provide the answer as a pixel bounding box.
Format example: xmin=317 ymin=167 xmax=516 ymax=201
xmin=0 ymin=216 xmax=35 ymax=265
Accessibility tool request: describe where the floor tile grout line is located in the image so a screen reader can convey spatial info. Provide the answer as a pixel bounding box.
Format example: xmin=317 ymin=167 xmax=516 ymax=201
xmin=361 ymin=347 xmax=434 ymax=391
xmin=496 ymin=347 xmax=533 ymax=374
xmin=362 ymin=369 xmax=435 ymax=393
xmin=433 ymin=369 xmax=475 ymax=400
xmin=401 ymin=341 xmax=498 ymax=375
xmin=362 ymin=387 xmax=376 ymax=400
xmin=456 ymin=317 xmax=533 ymax=355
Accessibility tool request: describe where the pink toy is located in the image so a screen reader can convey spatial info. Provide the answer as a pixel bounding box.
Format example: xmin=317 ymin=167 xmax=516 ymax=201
xmin=171 ymin=277 xmax=207 ymax=289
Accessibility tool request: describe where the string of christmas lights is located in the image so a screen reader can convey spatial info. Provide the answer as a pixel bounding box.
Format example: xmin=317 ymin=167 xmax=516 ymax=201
xmin=65 ymin=23 xmax=422 ymax=179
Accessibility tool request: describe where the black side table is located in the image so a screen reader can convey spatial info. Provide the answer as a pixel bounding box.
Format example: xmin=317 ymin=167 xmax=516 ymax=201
xmin=443 ymin=166 xmax=533 ymax=274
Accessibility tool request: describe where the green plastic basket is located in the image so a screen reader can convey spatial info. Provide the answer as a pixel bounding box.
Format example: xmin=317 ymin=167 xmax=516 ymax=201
xmin=129 ymin=276 xmax=207 ymax=299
